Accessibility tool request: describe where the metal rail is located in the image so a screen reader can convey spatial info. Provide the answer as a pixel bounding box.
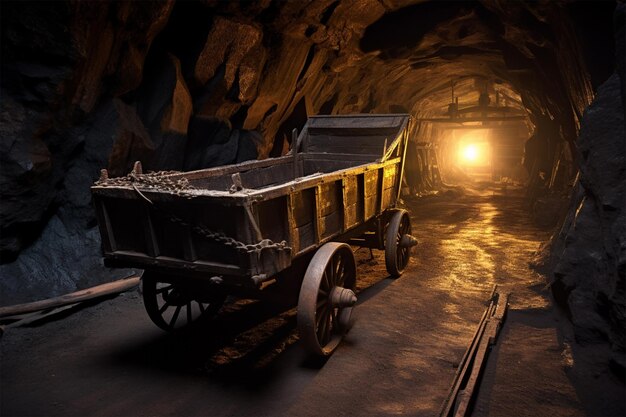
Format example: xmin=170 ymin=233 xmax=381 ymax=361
xmin=439 ymin=286 xmax=509 ymax=417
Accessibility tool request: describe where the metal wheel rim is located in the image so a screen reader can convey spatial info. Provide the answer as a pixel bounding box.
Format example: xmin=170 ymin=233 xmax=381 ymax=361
xmin=385 ymin=210 xmax=412 ymax=277
xmin=142 ymin=273 xmax=224 ymax=332
xmin=396 ymin=215 xmax=411 ymax=270
xmin=298 ymin=242 xmax=357 ymax=356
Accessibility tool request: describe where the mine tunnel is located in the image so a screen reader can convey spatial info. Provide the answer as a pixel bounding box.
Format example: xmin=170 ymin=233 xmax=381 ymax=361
xmin=1 ymin=1 xmax=624 ymax=416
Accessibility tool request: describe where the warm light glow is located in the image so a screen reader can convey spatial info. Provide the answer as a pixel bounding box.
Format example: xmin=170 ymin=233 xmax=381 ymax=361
xmin=462 ymin=144 xmax=479 ymax=162
xmin=455 ymin=130 xmax=492 ymax=168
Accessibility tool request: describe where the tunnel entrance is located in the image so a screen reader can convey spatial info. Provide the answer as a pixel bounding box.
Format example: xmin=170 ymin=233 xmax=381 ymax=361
xmin=429 ymin=123 xmax=530 ymax=185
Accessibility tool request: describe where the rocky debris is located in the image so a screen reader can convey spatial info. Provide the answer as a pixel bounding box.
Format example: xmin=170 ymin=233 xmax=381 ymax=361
xmin=551 ymin=73 xmax=626 ymax=374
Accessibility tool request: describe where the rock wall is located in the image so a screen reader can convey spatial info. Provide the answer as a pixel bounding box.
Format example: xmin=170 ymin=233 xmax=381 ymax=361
xmin=550 ymin=3 xmax=626 ymax=375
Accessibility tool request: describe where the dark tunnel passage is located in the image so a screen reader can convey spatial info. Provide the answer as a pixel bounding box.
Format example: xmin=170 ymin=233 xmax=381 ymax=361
xmin=0 ymin=1 xmax=624 ymax=413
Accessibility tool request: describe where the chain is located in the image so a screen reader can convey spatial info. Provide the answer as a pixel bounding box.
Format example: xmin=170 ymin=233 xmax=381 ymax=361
xmin=96 ymin=170 xmax=290 ymax=254
xmin=163 ymin=212 xmax=289 ymax=254
xmin=95 ymin=171 xmax=195 ymax=198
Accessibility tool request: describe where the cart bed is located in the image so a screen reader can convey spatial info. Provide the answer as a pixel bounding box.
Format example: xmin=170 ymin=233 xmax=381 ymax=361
xmin=92 ymin=114 xmax=412 ymax=287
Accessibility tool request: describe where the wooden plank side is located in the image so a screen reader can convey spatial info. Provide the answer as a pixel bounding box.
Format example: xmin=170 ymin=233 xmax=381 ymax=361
xmin=257 ymin=197 xmax=288 ymax=245
xmin=302 ymin=153 xmax=375 ymax=163
xmin=303 ymin=159 xmax=354 ymax=176
xmin=307 ymin=115 xmax=405 ymax=131
xmin=287 ymin=194 xmax=299 ymax=254
xmin=343 ymin=176 xmax=359 ymax=230
xmin=344 ymin=204 xmax=359 ymax=230
xmin=240 ymin=164 xmax=296 ymax=189
xmin=295 ymin=222 xmax=315 ymax=253
xmin=105 ymin=198 xmax=147 ymax=254
xmin=357 ymin=173 xmax=365 ymax=225
xmin=377 ymin=167 xmax=385 ymax=214
xmin=314 ymin=186 xmax=321 ymax=244
xmin=343 ymin=175 xmax=359 ymax=205
xmin=307 ymin=143 xmax=385 ymax=155
xmin=306 ymin=135 xmax=391 ymax=148
xmin=317 ymin=181 xmax=341 ymax=217
xmin=319 ymin=210 xmax=342 ymax=240
xmin=383 ymin=165 xmax=398 ymax=190
xmin=364 ymin=170 xmax=379 ymax=220
xmin=382 ymin=187 xmax=394 ymax=210
xmin=94 ymin=198 xmax=117 ymax=253
xmin=182 ymin=226 xmax=197 ymax=262
xmin=174 ymin=155 xmax=294 ymax=181
xmin=307 ymin=127 xmax=401 ymax=136
xmin=292 ymin=189 xmax=315 ymax=227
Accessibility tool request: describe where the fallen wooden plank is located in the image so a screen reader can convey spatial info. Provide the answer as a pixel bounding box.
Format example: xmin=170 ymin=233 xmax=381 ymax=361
xmin=1 ymin=302 xmax=80 ymax=334
xmin=0 ymin=275 xmax=140 ymax=318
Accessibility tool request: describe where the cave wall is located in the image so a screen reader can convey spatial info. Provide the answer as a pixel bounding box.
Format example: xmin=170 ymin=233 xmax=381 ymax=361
xmin=549 ymin=2 xmax=625 ymax=375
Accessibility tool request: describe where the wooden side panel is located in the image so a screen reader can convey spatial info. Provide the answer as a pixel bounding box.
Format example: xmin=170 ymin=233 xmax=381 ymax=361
xmin=94 ymin=197 xmax=116 ymax=253
xmin=104 ymin=198 xmax=147 ymax=254
xmin=306 ymin=135 xmax=387 ymax=155
xmin=306 ymin=115 xmax=405 ymax=134
xmin=381 ymin=164 xmax=398 ymax=209
xmin=257 ymin=197 xmax=289 ymax=246
xmin=241 ymin=164 xmax=293 ymax=189
xmin=182 ymin=226 xmax=197 ymax=262
xmin=342 ymin=175 xmax=363 ymax=230
xmin=317 ymin=181 xmax=343 ymax=240
xmin=364 ymin=170 xmax=379 ymax=220
xmin=291 ymin=188 xmax=316 ymax=252
xmin=303 ymin=159 xmax=355 ymax=176
xmin=287 ymin=194 xmax=298 ymax=254
xmin=184 ymin=203 xmax=244 ymax=266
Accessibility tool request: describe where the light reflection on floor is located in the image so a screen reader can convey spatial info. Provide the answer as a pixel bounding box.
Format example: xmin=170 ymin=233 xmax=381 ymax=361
xmin=409 ymin=185 xmax=552 ymax=311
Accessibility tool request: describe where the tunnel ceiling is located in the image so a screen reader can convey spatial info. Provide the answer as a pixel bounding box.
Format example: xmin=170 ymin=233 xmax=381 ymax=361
xmin=0 ymin=0 xmax=616 ymax=261
xmin=166 ymin=0 xmax=601 ymax=148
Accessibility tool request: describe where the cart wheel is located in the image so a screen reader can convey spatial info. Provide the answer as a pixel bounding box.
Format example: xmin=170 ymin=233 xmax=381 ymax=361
xmin=297 ymin=242 xmax=357 ymax=356
xmin=385 ymin=209 xmax=413 ymax=277
xmin=142 ymin=271 xmax=225 ymax=332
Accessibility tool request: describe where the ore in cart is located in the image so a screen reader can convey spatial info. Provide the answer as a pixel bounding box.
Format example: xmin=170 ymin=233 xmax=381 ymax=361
xmin=91 ymin=114 xmax=418 ymax=356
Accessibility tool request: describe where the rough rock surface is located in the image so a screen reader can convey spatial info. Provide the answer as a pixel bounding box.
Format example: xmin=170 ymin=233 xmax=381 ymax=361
xmin=546 ymin=3 xmax=625 ymax=375
xmin=0 ymin=99 xmax=139 ymax=305
xmin=551 ymin=76 xmax=625 ymax=373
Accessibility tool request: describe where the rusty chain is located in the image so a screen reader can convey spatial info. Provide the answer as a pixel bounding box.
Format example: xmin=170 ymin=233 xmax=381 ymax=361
xmin=95 ymin=170 xmax=290 ymax=254
xmin=95 ymin=171 xmax=196 ymax=198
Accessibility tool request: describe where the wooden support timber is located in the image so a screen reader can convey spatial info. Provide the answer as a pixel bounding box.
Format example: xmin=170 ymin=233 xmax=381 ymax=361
xmin=0 ymin=275 xmax=140 ymax=319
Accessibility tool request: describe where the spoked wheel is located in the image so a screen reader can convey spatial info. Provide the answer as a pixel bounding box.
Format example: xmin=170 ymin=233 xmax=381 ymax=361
xmin=141 ymin=271 xmax=225 ymax=332
xmin=385 ymin=209 xmax=416 ymax=277
xmin=297 ymin=242 xmax=357 ymax=357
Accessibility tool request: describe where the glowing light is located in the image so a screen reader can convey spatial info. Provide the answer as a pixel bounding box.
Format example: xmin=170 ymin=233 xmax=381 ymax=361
xmin=456 ymin=133 xmax=491 ymax=167
xmin=462 ymin=144 xmax=479 ymax=162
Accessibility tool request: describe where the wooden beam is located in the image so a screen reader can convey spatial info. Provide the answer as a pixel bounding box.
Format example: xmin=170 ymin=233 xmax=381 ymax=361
xmin=0 ymin=275 xmax=140 ymax=318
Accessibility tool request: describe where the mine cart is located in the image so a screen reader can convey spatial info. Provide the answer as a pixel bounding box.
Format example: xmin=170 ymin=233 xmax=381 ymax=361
xmin=91 ymin=114 xmax=417 ymax=356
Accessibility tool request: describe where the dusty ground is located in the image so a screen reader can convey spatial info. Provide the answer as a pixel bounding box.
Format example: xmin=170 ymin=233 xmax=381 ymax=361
xmin=1 ymin=183 xmax=624 ymax=416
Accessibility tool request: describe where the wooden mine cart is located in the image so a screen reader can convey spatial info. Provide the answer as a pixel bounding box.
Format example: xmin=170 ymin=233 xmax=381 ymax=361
xmin=91 ymin=114 xmax=417 ymax=356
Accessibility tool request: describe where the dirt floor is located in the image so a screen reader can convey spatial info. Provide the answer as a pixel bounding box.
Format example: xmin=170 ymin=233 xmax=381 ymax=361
xmin=1 ymin=183 xmax=624 ymax=416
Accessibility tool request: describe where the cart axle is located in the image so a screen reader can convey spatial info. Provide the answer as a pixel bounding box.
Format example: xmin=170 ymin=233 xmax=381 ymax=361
xmin=330 ymin=287 xmax=357 ymax=308
xmin=399 ymin=234 xmax=418 ymax=248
